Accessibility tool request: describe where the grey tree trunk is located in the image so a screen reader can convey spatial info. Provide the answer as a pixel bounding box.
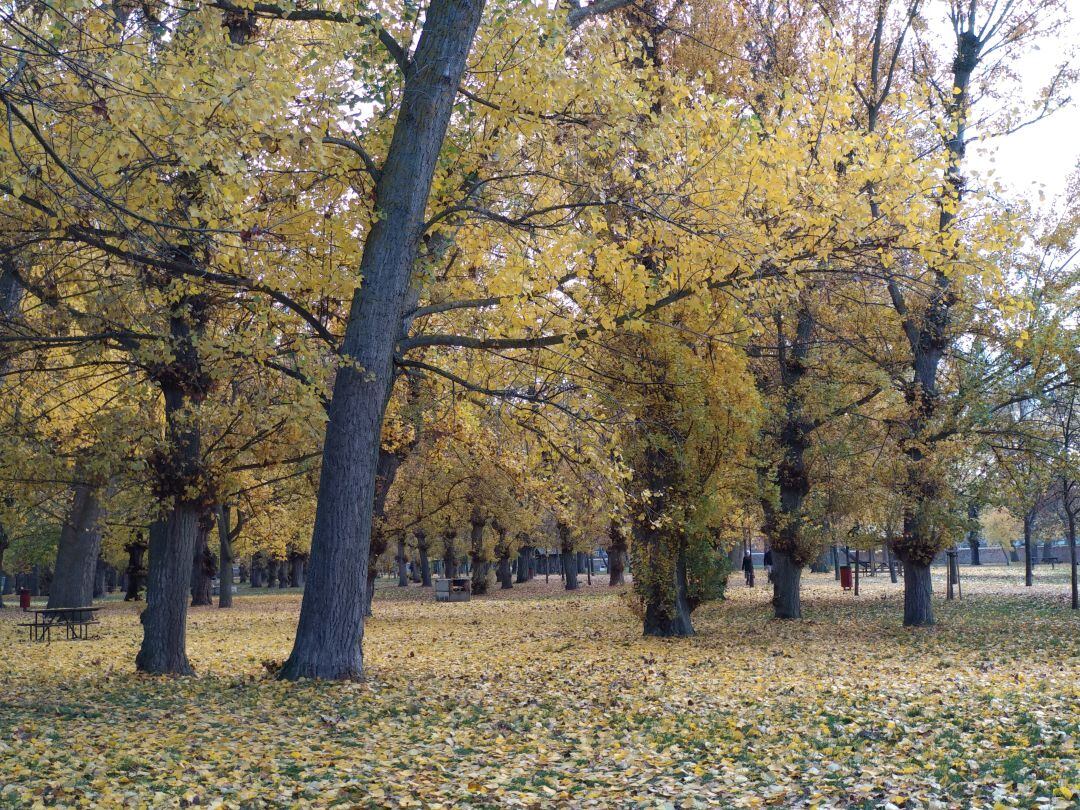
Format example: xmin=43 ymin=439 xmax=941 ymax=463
xmin=1024 ymin=511 xmax=1034 ymax=587
xmin=608 ymin=542 xmax=626 ymax=586
xmin=967 ymin=501 xmax=981 ymax=565
xmin=396 ymin=538 xmax=409 ymax=587
xmin=217 ymin=505 xmax=233 ymax=608
xmin=47 ymin=483 xmax=104 ymax=613
xmin=515 ymin=546 xmax=532 ymax=583
xmin=289 ymin=552 xmax=306 ymax=589
xmin=416 ymin=531 xmax=432 ymax=586
xmin=1069 ymin=511 xmax=1078 ymax=610
xmin=770 ymin=549 xmax=802 ymax=619
xmin=279 ymin=0 xmax=487 ymax=681
xmin=901 ymin=558 xmax=934 ymax=627
xmin=190 ymin=518 xmax=215 ymax=606
xmin=136 ymin=510 xmax=198 ymax=675
xmin=497 ymin=551 xmax=512 ymax=590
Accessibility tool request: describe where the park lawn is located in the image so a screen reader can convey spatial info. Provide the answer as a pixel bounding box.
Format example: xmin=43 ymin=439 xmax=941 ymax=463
xmin=1 ymin=568 xmax=1078 ymax=809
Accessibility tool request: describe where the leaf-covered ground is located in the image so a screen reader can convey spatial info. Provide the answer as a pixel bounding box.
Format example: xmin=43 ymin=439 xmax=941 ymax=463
xmin=1 ymin=567 xmax=1078 ymax=809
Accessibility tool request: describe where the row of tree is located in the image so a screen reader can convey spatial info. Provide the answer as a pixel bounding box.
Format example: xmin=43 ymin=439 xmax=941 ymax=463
xmin=0 ymin=0 xmax=1077 ymax=678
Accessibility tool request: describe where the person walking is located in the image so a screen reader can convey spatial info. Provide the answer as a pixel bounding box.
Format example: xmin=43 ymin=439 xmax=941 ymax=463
xmin=742 ymin=549 xmax=755 ymax=587
xmin=763 ymin=547 xmax=773 ymax=584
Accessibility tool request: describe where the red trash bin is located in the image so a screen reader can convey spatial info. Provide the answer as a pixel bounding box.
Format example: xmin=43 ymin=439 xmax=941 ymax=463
xmin=18 ymin=588 xmax=31 ymax=611
xmin=839 ymin=566 xmax=853 ymax=591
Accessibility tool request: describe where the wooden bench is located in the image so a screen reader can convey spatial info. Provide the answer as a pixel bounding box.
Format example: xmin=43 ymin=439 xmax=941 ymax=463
xmin=1041 ymin=556 xmax=1061 ymax=569
xmin=19 ymin=607 xmax=101 ymax=642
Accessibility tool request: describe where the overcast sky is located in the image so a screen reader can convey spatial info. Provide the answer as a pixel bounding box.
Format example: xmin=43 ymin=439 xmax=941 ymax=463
xmin=966 ymin=9 xmax=1080 ymax=210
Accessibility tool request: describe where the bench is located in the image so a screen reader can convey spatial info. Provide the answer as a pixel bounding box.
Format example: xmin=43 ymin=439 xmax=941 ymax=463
xmin=1041 ymin=556 xmax=1061 ymax=569
xmin=19 ymin=607 xmax=101 ymax=642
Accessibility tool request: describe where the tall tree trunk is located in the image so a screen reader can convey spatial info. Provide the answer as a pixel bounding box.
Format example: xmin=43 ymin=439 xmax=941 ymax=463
xmin=967 ymin=501 xmax=981 ymax=565
xmin=558 ymin=523 xmax=578 ymax=591
xmin=469 ymin=511 xmax=489 ymax=595
xmin=279 ymin=0 xmax=487 ymax=682
xmin=1024 ymin=510 xmax=1034 ymax=587
xmin=136 ymin=509 xmax=198 ymax=675
xmin=93 ymin=557 xmax=106 ymax=599
xmin=217 ymin=505 xmax=233 ymax=608
xmin=124 ymin=534 xmax=148 ymax=601
xmin=289 ymin=552 xmax=306 ymax=589
xmin=442 ymin=530 xmax=457 ymax=578
xmin=396 ymin=538 xmax=409 ymax=587
xmin=1067 ymin=508 xmax=1077 ymax=610
xmin=608 ymin=541 xmax=626 ymax=586
xmin=497 ymin=550 xmax=512 ymax=589
xmin=416 ymin=531 xmax=432 ymax=586
xmin=190 ymin=516 xmax=216 ymax=607
xmin=47 ymin=483 xmax=104 ymax=613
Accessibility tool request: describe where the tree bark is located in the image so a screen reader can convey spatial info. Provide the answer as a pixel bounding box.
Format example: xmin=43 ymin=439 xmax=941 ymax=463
xmin=124 ymin=535 xmax=148 ymax=601
xmin=289 ymin=552 xmax=306 ymax=589
xmin=900 ymin=558 xmax=934 ymax=627
xmin=967 ymin=501 xmax=981 ymax=565
xmin=136 ymin=510 xmax=198 ymax=675
xmin=643 ymin=542 xmax=694 ymax=637
xmin=515 ymin=545 xmax=532 ymax=583
xmin=608 ymin=542 xmax=626 ymax=586
xmin=396 ymin=538 xmax=409 ymax=587
xmin=415 ymin=531 xmax=432 ymax=586
xmin=497 ymin=550 xmax=512 ymax=589
xmin=1024 ymin=509 xmax=1034 ymax=587
xmin=217 ymin=505 xmax=233 ymax=608
xmin=190 ymin=516 xmax=216 ymax=606
xmin=1068 ymin=509 xmax=1078 ymax=610
xmin=469 ymin=512 xmax=489 ymax=595
xmin=770 ymin=549 xmax=802 ymax=619
xmin=279 ymin=0 xmax=487 ymax=681
xmin=47 ymin=483 xmax=104 ymax=613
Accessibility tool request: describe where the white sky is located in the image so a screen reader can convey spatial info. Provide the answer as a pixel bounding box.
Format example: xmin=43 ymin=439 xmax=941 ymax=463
xmin=967 ymin=6 xmax=1080 ymax=209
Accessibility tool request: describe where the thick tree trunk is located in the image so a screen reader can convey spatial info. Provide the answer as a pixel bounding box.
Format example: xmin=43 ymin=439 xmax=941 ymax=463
xmin=136 ymin=509 xmax=199 ymax=675
xmin=643 ymin=543 xmax=694 ymax=637
xmin=770 ymin=549 xmax=802 ymax=619
xmin=47 ymin=483 xmax=104 ymax=613
xmin=469 ymin=512 xmax=489 ymax=595
xmin=497 ymin=551 xmax=512 ymax=589
xmin=217 ymin=505 xmax=233 ymax=608
xmin=900 ymin=558 xmax=934 ymax=627
xmin=190 ymin=518 xmax=215 ymax=607
xmin=279 ymin=0 xmax=487 ymax=682
xmin=289 ymin=552 xmax=306 ymax=589
xmin=515 ymin=546 xmax=532 ymax=583
xmin=561 ymin=550 xmax=578 ymax=590
xmin=608 ymin=543 xmax=626 ymax=586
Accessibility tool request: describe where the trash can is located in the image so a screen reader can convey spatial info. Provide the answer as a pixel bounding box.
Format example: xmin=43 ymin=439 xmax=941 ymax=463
xmin=18 ymin=587 xmax=31 ymax=611
xmin=839 ymin=566 xmax=853 ymax=591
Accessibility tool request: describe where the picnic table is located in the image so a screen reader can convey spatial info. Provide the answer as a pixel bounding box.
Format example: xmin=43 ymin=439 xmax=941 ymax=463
xmin=434 ymin=577 xmax=471 ymax=603
xmin=18 ymin=606 xmax=101 ymax=642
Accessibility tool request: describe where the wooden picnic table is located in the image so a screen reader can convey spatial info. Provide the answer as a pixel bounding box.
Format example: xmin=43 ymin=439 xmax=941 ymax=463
xmin=18 ymin=606 xmax=101 ymax=642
